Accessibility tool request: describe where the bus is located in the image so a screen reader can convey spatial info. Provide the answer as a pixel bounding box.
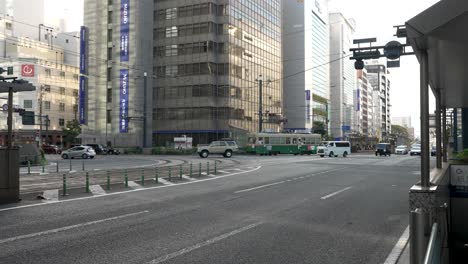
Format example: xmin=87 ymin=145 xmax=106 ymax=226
xmin=246 ymin=133 xmax=322 ymax=155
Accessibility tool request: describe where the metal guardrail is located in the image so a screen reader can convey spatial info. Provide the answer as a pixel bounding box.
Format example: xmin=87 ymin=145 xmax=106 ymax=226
xmin=424 ymin=222 xmax=441 ymax=264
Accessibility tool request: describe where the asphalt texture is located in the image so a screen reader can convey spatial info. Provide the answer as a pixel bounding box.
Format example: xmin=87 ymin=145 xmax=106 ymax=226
xmin=0 ymin=154 xmax=424 ymax=264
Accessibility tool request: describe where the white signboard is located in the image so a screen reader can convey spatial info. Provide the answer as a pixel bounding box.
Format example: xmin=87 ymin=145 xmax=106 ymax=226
xmin=174 ymin=137 xmax=193 ymax=150
xmin=451 ymin=165 xmax=468 ymax=186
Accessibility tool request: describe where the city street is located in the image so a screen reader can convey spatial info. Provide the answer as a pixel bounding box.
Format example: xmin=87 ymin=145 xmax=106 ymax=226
xmin=0 ymin=154 xmax=424 ymax=264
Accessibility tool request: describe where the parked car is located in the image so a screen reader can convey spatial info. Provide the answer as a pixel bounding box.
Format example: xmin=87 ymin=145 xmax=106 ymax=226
xmin=431 ymin=146 xmax=437 ymax=156
xmin=85 ymin=144 xmax=107 ymax=155
xmin=410 ymin=144 xmax=421 ymax=156
xmin=197 ymin=141 xmax=238 ymax=158
xmin=395 ymin=145 xmax=408 ymax=155
xmin=42 ymin=144 xmax=62 ymax=154
xmin=61 ymin=146 xmax=96 ymax=159
xmin=375 ymin=143 xmax=392 ymax=156
xmin=106 ymin=147 xmax=120 ymax=155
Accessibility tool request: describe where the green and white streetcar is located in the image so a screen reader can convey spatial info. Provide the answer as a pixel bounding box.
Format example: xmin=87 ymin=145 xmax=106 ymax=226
xmin=246 ymin=133 xmax=322 ymax=155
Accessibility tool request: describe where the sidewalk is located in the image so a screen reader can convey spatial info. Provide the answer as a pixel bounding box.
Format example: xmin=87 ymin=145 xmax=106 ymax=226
xmin=397 ymin=243 xmax=410 ymax=264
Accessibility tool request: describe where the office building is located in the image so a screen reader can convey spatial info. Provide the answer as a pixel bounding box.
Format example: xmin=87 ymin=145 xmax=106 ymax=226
xmin=366 ymin=62 xmax=391 ymax=140
xmin=355 ymin=69 xmax=375 ymax=136
xmin=0 ymin=37 xmax=79 ymax=146
xmin=154 ymin=0 xmax=283 ymax=145
xmin=329 ymin=12 xmax=356 ymax=139
xmin=392 ymin=116 xmax=411 ymax=128
xmin=81 ymin=0 xmax=153 ymax=147
xmin=0 ymin=0 xmax=46 ymax=40
xmin=282 ymin=0 xmax=329 ymax=132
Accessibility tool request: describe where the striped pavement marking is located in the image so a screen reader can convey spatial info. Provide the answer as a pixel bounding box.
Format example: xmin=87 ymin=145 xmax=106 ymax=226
xmin=157 ymin=178 xmax=175 ymax=185
xmin=42 ymin=189 xmax=59 ymax=203
xmin=127 ymin=181 xmax=142 ymax=189
xmin=89 ymin=185 xmax=106 ymax=196
xmin=182 ymin=175 xmax=196 ymax=181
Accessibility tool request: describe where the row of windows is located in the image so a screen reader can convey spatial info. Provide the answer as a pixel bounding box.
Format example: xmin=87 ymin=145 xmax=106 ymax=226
xmin=155 ymin=85 xmax=242 ymax=99
xmin=155 ymin=63 xmax=243 ymax=79
xmin=41 ymin=85 xmax=78 ymax=97
xmin=154 ymin=107 xmax=245 ymax=120
xmin=155 ymin=3 xmax=227 ymax=20
xmin=154 ymin=41 xmax=224 ymax=57
xmin=44 ymin=69 xmax=78 ymax=80
xmin=155 ymin=22 xmax=224 ymax=39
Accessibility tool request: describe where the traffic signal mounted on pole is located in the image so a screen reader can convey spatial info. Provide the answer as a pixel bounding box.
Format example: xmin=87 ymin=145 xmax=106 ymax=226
xmin=0 ymin=66 xmax=14 ymax=76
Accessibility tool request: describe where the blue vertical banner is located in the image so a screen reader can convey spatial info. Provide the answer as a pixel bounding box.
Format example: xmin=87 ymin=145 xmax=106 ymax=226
xmin=120 ymin=69 xmax=129 ymax=133
xmin=79 ymin=76 xmax=87 ymax=124
xmin=356 ymin=89 xmax=361 ymax=111
xmin=305 ymin=90 xmax=311 ymax=122
xmin=120 ymin=0 xmax=130 ymax=62
xmin=79 ymin=26 xmax=88 ymax=125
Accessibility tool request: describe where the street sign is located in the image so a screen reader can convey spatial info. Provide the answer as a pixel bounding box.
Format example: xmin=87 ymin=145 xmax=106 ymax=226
xmin=21 ymin=64 xmax=35 ymax=77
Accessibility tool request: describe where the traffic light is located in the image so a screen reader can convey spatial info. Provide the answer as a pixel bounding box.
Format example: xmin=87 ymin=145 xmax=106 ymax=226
xmin=0 ymin=66 xmax=13 ymax=75
xmin=22 ymin=111 xmax=35 ymax=125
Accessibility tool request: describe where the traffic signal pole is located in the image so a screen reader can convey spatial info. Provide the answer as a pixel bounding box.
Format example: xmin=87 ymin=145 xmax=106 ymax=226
xmin=7 ymin=86 xmax=13 ymax=148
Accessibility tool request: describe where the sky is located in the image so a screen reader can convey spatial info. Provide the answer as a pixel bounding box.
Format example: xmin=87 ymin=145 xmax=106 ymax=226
xmin=45 ymin=0 xmax=84 ymax=32
xmin=45 ymin=0 xmax=439 ymax=136
xmin=328 ymin=0 xmax=440 ymax=136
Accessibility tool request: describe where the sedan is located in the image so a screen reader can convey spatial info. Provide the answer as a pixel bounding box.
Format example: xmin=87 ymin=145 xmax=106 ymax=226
xmin=395 ymin=145 xmax=408 ymax=155
xmin=61 ymin=146 xmax=96 ymax=159
xmin=410 ymin=145 xmax=421 ymax=156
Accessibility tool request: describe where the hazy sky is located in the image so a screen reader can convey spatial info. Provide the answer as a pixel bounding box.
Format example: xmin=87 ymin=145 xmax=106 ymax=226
xmin=46 ymin=0 xmax=439 ymax=135
xmin=329 ymin=0 xmax=440 ymax=135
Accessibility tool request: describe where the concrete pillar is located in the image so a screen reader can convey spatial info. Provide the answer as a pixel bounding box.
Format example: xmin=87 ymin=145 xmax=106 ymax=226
xmin=420 ymin=51 xmax=430 ymax=187
xmin=454 ymin=108 xmax=458 ymax=152
xmin=435 ymin=92 xmax=442 ymax=168
xmin=0 ymin=148 xmax=20 ymax=204
xmin=462 ymin=108 xmax=468 ymax=150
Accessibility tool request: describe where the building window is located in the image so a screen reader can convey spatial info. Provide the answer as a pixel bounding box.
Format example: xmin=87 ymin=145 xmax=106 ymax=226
xmin=5 ymin=22 xmax=12 ymax=30
xmin=106 ymin=110 xmax=112 ymax=124
xmin=59 ymin=103 xmax=65 ymax=112
xmin=73 ymin=90 xmax=78 ymax=97
xmin=59 ymin=87 xmax=65 ymax=95
xmin=24 ymin=100 xmax=32 ymax=108
xmin=108 ymin=11 xmax=113 ymax=24
xmin=45 ymin=69 xmax=51 ymax=77
xmin=165 ymin=26 xmax=178 ymax=38
xmin=107 ymin=29 xmax=112 ymax=42
xmin=107 ymin=47 xmax=113 ymax=60
xmin=66 ymin=39 xmax=69 ymax=43
xmin=73 ymin=74 xmax=79 ymax=81
xmin=165 ymin=8 xmax=177 ymax=19
xmin=43 ymin=85 xmax=51 ymax=92
xmin=165 ymin=65 xmax=178 ymax=77
xmin=107 ymin=89 xmax=112 ymax=103
xmin=107 ymin=68 xmax=112 ymax=81
xmin=60 ymin=72 xmax=65 ymax=79
xmin=59 ymin=118 xmax=65 ymax=126
xmin=44 ymin=101 xmax=51 ymax=110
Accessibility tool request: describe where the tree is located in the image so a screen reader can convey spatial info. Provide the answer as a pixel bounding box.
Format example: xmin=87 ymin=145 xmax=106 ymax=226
xmin=391 ymin=125 xmax=410 ymax=145
xmin=313 ymin=121 xmax=327 ymax=137
xmin=63 ymin=120 xmax=81 ymax=147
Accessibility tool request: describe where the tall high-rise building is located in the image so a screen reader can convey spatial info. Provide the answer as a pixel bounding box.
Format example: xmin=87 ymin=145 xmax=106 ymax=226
xmin=153 ymin=0 xmax=283 ymax=145
xmin=282 ymin=0 xmax=329 ymax=132
xmin=81 ymin=0 xmax=153 ymax=147
xmin=329 ymin=12 xmax=356 ymax=139
xmin=366 ymin=62 xmax=391 ymax=139
xmin=355 ymin=69 xmax=375 ymax=137
xmin=392 ymin=116 xmax=411 ymax=128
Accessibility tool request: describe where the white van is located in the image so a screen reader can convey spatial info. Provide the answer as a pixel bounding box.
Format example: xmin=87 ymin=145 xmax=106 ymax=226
xmin=317 ymin=141 xmax=351 ymax=158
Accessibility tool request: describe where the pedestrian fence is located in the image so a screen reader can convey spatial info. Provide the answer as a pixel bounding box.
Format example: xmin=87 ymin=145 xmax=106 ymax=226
xmin=59 ymin=161 xmax=220 ymax=196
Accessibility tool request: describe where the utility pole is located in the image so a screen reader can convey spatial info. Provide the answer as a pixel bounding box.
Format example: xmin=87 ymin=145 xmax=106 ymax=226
xmin=38 ymin=86 xmax=43 ymax=147
xmin=7 ymin=86 xmax=13 ymax=148
xmin=257 ymin=75 xmax=263 ymax=133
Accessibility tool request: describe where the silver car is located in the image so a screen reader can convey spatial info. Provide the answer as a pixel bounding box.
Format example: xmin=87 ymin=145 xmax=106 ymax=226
xmin=61 ymin=146 xmax=96 ymax=159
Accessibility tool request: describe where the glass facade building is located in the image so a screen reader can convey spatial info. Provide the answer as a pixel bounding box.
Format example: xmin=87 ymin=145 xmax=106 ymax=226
xmin=154 ymin=0 xmax=283 ymax=146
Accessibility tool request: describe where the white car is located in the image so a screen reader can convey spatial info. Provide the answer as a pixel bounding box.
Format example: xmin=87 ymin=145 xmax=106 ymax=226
xmin=61 ymin=146 xmax=96 ymax=159
xmin=409 ymin=144 xmax=421 ymax=156
xmin=395 ymin=145 xmax=408 ymax=155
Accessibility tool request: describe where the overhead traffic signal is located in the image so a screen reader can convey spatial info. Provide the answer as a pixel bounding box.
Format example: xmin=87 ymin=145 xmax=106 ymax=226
xmin=0 ymin=66 xmax=13 ymax=75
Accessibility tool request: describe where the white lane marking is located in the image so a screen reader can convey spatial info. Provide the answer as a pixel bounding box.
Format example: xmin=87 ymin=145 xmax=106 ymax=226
xmin=235 ymin=181 xmax=286 ymax=194
xmin=42 ymin=189 xmax=59 ymax=202
xmin=0 ymin=210 xmax=149 ymax=245
xmin=383 ymin=226 xmax=410 ymax=264
xmin=0 ymin=166 xmax=261 ymax=212
xmin=147 ymin=222 xmax=262 ymax=264
xmin=127 ymin=181 xmax=142 ymax=189
xmin=89 ymin=185 xmax=106 ymax=196
xmin=217 ymin=170 xmax=228 ymax=173
xmin=157 ymin=178 xmax=175 ymax=185
xmin=181 ymin=175 xmax=195 ymax=181
xmin=320 ymin=186 xmax=353 ymax=200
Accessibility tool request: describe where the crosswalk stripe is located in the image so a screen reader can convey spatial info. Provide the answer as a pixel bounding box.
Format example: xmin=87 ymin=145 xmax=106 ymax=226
xmin=157 ymin=178 xmax=175 ymax=185
xmin=127 ymin=181 xmax=142 ymax=189
xmin=89 ymin=185 xmax=106 ymax=196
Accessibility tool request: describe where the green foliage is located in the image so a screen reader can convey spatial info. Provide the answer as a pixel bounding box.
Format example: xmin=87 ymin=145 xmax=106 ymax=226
xmin=124 ymin=146 xmax=143 ymax=154
xmin=313 ymin=121 xmax=327 ymax=137
xmin=456 ymin=149 xmax=468 ymax=159
xmin=313 ymin=108 xmax=328 ymax=117
xmin=312 ymin=94 xmax=328 ymax=105
xmin=63 ymin=120 xmax=81 ymax=146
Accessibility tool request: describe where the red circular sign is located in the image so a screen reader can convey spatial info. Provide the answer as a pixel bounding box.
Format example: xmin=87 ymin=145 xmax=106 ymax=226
xmin=21 ymin=64 xmax=35 ymax=77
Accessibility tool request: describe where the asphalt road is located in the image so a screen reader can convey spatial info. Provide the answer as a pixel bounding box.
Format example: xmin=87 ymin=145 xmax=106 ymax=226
xmin=1 ymin=154 xmax=423 ymax=264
